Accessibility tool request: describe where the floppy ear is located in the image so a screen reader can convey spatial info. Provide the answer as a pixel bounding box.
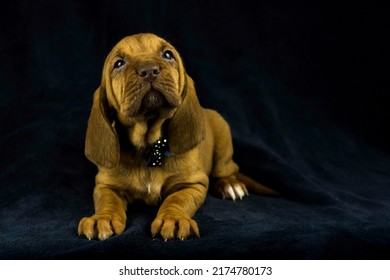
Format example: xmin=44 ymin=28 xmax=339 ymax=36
xmin=84 ymin=87 xmax=120 ymax=169
xmin=167 ymin=75 xmax=206 ymax=155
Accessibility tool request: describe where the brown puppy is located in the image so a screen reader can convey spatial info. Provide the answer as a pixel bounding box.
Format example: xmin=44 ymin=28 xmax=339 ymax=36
xmin=78 ymin=33 xmax=277 ymax=241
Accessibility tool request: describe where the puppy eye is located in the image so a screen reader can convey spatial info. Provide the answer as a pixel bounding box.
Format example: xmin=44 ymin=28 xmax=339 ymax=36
xmin=162 ymin=50 xmax=174 ymax=60
xmin=114 ymin=59 xmax=126 ymax=69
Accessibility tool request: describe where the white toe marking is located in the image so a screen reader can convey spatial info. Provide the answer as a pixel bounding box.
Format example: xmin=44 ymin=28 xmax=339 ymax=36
xmin=99 ymin=233 xmax=109 ymax=240
xmin=225 ymin=185 xmax=236 ymax=200
xmin=233 ymin=184 xmax=245 ymax=200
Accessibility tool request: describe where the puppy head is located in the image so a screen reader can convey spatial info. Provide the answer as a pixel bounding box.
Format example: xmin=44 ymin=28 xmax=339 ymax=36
xmin=85 ymin=33 xmax=205 ymax=169
xmin=103 ymin=33 xmax=186 ymax=121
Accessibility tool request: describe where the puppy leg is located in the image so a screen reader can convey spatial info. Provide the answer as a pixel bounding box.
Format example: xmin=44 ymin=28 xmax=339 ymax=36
xmin=206 ymin=110 xmax=248 ymax=200
xmin=151 ymin=183 xmax=207 ymax=240
xmin=78 ymin=184 xmax=127 ymax=240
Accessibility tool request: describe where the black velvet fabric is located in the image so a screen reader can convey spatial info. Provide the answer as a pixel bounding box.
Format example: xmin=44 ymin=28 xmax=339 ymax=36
xmin=1 ymin=1 xmax=389 ymax=259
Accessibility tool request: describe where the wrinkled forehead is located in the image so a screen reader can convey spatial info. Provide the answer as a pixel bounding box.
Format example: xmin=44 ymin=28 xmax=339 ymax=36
xmin=113 ymin=33 xmax=173 ymax=56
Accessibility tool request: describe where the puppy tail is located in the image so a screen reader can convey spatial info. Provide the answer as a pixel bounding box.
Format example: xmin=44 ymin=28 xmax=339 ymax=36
xmin=236 ymin=172 xmax=280 ymax=196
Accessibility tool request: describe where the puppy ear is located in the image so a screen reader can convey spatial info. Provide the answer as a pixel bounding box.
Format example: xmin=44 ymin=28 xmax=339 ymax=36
xmin=168 ymin=75 xmax=206 ymax=155
xmin=85 ymin=87 xmax=120 ymax=169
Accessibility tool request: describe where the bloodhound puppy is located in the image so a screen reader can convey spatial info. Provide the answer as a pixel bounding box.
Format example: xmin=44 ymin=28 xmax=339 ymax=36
xmin=78 ymin=33 xmax=278 ymax=241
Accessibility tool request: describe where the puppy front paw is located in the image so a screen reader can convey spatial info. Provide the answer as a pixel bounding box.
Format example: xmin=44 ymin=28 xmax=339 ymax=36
xmin=151 ymin=214 xmax=200 ymax=241
xmin=78 ymin=214 xmax=126 ymax=240
xmin=213 ymin=176 xmax=249 ymax=200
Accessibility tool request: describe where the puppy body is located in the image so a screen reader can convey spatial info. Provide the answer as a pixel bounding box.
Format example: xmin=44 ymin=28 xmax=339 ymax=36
xmin=78 ymin=34 xmax=276 ymax=241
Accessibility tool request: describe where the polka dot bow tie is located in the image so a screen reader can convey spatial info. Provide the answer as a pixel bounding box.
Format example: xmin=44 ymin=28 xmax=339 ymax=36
xmin=143 ymin=138 xmax=174 ymax=167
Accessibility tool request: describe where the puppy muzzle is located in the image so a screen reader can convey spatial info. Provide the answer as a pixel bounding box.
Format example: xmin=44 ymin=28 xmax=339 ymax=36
xmin=141 ymin=89 xmax=168 ymax=112
xmin=121 ymin=84 xmax=181 ymax=119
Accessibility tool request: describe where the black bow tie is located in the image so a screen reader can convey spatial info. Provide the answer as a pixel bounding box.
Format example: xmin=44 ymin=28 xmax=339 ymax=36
xmin=143 ymin=138 xmax=174 ymax=167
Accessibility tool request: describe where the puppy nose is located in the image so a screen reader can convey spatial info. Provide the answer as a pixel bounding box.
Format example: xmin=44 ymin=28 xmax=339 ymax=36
xmin=136 ymin=63 xmax=160 ymax=81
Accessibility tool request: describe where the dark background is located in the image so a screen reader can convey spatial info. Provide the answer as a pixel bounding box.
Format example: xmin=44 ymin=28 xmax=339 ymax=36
xmin=0 ymin=0 xmax=389 ymax=259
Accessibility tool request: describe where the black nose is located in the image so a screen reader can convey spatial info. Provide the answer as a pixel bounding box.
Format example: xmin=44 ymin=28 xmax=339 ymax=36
xmin=136 ymin=63 xmax=160 ymax=81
